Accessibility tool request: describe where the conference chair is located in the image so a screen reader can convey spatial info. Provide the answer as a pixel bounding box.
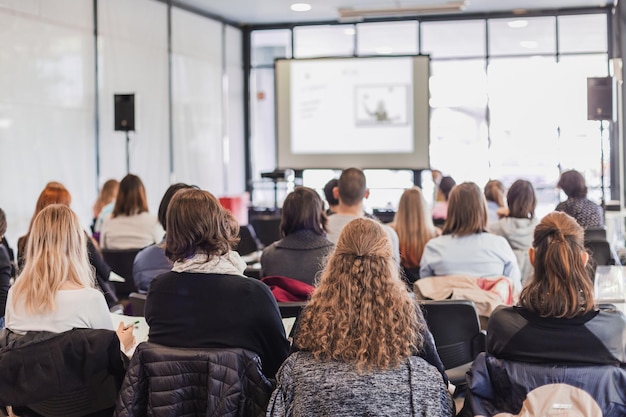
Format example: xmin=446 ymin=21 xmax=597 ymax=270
xmin=127 ymin=292 xmax=147 ymax=317
xmin=419 ymin=300 xmax=486 ymax=396
xmin=101 ymin=248 xmax=141 ymax=299
xmin=236 ymin=224 xmax=262 ymax=256
xmin=584 ymin=238 xmax=620 ymax=277
xmin=249 ymin=216 xmax=282 ymax=248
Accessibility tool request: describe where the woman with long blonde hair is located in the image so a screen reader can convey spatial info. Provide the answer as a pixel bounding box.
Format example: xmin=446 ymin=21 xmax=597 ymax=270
xmin=6 ymin=205 xmax=134 ymax=349
xmin=267 ymin=218 xmax=453 ymax=417
xmin=391 ymin=187 xmax=439 ymax=286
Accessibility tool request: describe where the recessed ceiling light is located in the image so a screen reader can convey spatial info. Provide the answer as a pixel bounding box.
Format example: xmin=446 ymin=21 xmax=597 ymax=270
xmin=520 ymin=40 xmax=538 ymax=49
xmin=508 ymin=20 xmax=528 ymax=28
xmin=344 ymin=27 xmax=356 ymax=36
xmin=291 ymin=3 xmax=311 ymax=12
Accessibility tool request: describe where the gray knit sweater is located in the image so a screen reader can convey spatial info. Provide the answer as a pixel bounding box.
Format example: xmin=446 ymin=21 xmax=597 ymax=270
xmin=266 ymin=352 xmax=454 ymax=417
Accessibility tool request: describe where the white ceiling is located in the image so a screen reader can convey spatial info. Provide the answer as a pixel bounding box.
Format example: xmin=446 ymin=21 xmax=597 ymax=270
xmin=174 ymin=0 xmax=613 ymax=26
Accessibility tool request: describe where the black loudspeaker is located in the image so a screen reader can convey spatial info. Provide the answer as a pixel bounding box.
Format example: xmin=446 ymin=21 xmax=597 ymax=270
xmin=114 ymin=94 xmax=135 ymax=131
xmin=587 ymin=77 xmax=613 ymax=121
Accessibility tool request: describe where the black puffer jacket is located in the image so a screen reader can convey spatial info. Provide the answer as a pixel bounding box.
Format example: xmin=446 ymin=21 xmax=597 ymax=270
xmin=0 ymin=328 xmax=126 ymax=414
xmin=114 ymin=342 xmax=275 ymax=417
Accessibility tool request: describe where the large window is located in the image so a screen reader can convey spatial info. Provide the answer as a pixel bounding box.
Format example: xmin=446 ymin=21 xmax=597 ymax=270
xmin=249 ymin=11 xmax=610 ymax=212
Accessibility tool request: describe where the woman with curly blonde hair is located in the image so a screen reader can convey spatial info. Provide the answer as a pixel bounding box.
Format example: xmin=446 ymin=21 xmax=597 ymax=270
xmin=267 ymin=218 xmax=453 ymax=417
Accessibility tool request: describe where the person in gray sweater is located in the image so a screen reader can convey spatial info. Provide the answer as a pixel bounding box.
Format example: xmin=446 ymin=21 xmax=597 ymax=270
xmin=489 ymin=179 xmax=539 ymax=285
xmin=261 ymin=187 xmax=334 ymax=286
xmin=266 ymin=218 xmax=453 ymax=417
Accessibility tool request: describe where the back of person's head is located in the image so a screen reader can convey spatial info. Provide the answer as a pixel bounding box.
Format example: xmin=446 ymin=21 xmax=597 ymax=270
xmin=280 ymin=186 xmax=327 ymax=237
xmin=323 ymin=178 xmax=339 ymax=208
xmin=157 ymin=183 xmax=197 ymax=230
xmin=296 ymin=218 xmax=424 ymax=371
xmin=99 ymin=179 xmax=119 ymax=204
xmin=165 ymin=188 xmax=239 ymax=263
xmin=438 ymin=176 xmax=456 ymax=201
xmin=393 ymin=187 xmax=435 ymax=268
xmin=13 ymin=204 xmax=93 ymax=314
xmin=484 ymin=179 xmax=506 ymax=207
xmin=0 ymin=208 xmax=6 ymax=238
xmin=558 ymin=170 xmax=587 ymax=198
xmin=113 ymin=174 xmax=149 ymax=217
xmin=443 ymin=182 xmax=488 ymax=236
xmin=28 ymin=182 xmax=72 ymax=233
xmin=520 ymin=211 xmax=594 ymax=318
xmin=507 ymin=179 xmax=537 ymax=219
xmin=337 ymin=168 xmax=367 ymax=207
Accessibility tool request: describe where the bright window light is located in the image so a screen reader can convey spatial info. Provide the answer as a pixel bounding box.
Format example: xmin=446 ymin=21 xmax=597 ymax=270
xmin=291 ymin=3 xmax=312 ymax=12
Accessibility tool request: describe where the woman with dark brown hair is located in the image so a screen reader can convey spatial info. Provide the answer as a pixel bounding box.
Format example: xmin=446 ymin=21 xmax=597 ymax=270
xmin=555 ymin=169 xmax=604 ymax=228
xmin=100 ymin=174 xmax=163 ymax=249
xmin=420 ymin=182 xmax=522 ymax=293
xmin=267 ymin=218 xmax=453 ymax=416
xmin=484 ymin=179 xmax=506 ymax=225
xmin=261 ymin=186 xmax=334 ymax=286
xmin=145 ymin=188 xmax=289 ymax=378
xmin=486 ymin=211 xmax=625 ymax=365
xmin=490 ymin=179 xmax=539 ymax=285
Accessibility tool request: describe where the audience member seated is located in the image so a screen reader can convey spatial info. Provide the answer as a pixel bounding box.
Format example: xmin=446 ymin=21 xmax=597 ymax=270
xmin=420 ymin=182 xmax=522 ymax=295
xmin=489 ymin=179 xmax=539 ymax=285
xmin=100 ymin=174 xmax=164 ymax=250
xmin=483 ymin=179 xmax=506 ymax=225
xmin=144 ymin=188 xmax=289 ymax=378
xmin=555 ymin=169 xmax=604 ymax=229
xmin=267 ymin=218 xmax=453 ymax=417
xmin=389 ymin=187 xmax=439 ymax=287
xmin=323 ymin=178 xmax=339 ymax=215
xmin=6 ymin=204 xmax=135 ymax=352
xmin=432 ymin=176 xmax=456 ymax=226
xmin=463 ymin=211 xmax=626 ymax=416
xmin=132 ymin=183 xmax=195 ymax=293
xmin=17 ymin=181 xmax=118 ymax=306
xmin=0 ymin=209 xmax=9 ymax=328
xmin=91 ymin=178 xmax=119 ymax=242
xmin=326 ymin=167 xmax=400 ymax=261
xmin=261 ymin=186 xmax=334 ymax=286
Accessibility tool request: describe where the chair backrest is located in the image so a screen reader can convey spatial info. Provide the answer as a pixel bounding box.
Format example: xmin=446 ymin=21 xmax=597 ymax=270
xmin=236 ymin=224 xmax=262 ymax=256
xmin=115 ymin=342 xmax=274 ymax=417
xmin=584 ymin=239 xmax=620 ymax=272
xmin=419 ymin=299 xmax=485 ymax=370
xmin=101 ymin=248 xmax=141 ymax=299
xmin=249 ymin=216 xmax=282 ymax=248
xmin=127 ymin=292 xmax=147 ymax=317
xmin=585 ymin=227 xmax=607 ymax=241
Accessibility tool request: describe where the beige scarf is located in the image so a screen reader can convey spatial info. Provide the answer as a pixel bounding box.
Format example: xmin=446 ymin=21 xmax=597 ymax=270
xmin=172 ymin=251 xmax=247 ymax=276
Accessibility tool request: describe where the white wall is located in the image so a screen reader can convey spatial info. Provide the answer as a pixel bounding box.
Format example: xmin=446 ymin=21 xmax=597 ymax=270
xmin=0 ymin=0 xmax=244 ymax=247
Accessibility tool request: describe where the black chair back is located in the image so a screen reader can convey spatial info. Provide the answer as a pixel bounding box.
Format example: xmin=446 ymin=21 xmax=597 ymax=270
xmin=249 ymin=216 xmax=281 ymax=248
xmin=584 ymin=239 xmax=620 ymax=277
xmin=236 ymin=224 xmax=262 ymax=256
xmin=420 ymin=299 xmax=486 ymax=395
xmin=101 ymin=248 xmax=141 ymax=299
xmin=127 ymin=292 xmax=147 ymax=317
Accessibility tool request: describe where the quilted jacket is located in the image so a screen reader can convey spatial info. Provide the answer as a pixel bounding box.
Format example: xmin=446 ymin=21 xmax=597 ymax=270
xmin=114 ymin=342 xmax=275 ymax=417
xmin=0 ymin=328 xmax=125 ymax=414
xmin=464 ymin=352 xmax=626 ymax=417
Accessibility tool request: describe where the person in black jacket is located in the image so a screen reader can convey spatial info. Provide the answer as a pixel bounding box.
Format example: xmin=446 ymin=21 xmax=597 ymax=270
xmin=145 ymin=188 xmax=290 ymax=378
xmin=0 ymin=209 xmax=11 ymax=328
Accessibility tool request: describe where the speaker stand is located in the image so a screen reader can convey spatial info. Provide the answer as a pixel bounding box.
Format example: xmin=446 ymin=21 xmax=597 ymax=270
xmin=125 ymin=130 xmax=131 ymax=174
xmin=599 ymin=120 xmax=606 ymax=219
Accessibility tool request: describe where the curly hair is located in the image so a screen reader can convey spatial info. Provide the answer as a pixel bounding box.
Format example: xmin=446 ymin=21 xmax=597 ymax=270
xmin=295 ymin=218 xmax=424 ymax=372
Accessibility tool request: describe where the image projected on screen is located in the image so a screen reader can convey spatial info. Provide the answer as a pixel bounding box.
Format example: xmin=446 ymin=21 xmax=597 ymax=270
xmin=289 ymin=57 xmax=414 ymax=155
xmin=357 ymin=85 xmax=409 ymax=126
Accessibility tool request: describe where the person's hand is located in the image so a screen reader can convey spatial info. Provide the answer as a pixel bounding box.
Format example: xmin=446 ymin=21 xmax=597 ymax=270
xmin=116 ymin=321 xmax=136 ymax=352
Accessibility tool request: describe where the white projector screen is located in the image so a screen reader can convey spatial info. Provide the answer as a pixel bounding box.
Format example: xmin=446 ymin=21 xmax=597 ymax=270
xmin=275 ymin=55 xmax=430 ymax=170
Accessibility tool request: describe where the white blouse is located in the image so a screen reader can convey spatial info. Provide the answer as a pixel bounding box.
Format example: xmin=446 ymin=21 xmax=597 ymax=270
xmin=100 ymin=212 xmax=164 ymax=250
xmin=6 ymin=287 xmax=114 ymax=334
